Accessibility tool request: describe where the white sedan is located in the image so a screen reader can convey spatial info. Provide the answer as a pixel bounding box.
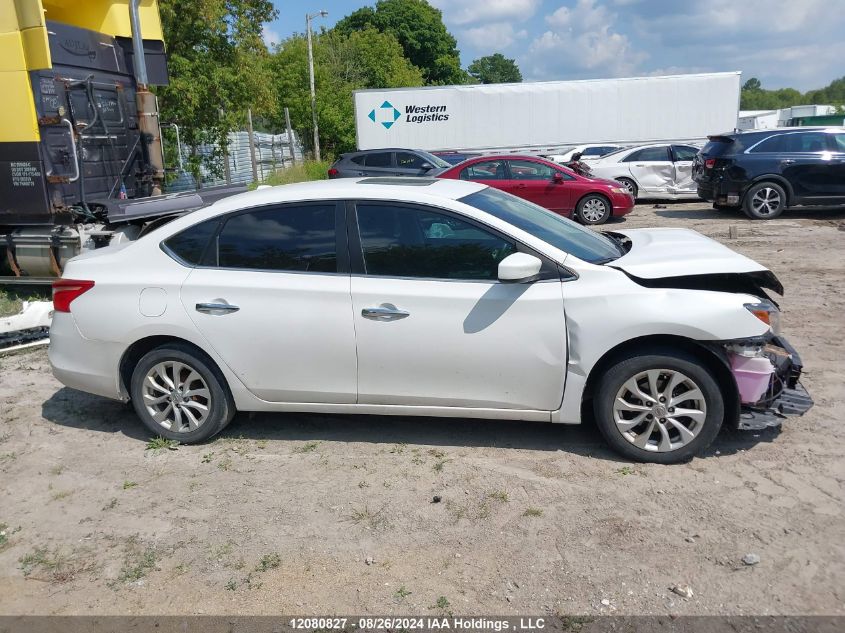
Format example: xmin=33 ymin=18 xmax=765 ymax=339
xmin=587 ymin=143 xmax=701 ymax=200
xmin=49 ymin=178 xmax=811 ymax=463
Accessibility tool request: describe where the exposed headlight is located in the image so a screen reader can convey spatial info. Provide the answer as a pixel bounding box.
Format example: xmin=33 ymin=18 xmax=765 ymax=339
xmin=610 ymin=187 xmax=628 ymax=194
xmin=744 ymin=301 xmax=781 ymax=335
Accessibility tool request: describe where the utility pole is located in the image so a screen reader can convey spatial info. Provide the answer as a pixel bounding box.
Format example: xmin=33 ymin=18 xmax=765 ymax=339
xmin=246 ymin=107 xmax=258 ymax=183
xmin=284 ymin=106 xmax=296 ymax=165
xmin=306 ymin=10 xmax=328 ymax=162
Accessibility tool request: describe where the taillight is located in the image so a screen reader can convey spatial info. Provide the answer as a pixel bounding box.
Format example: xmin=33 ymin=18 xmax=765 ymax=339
xmin=52 ymin=279 xmax=94 ymax=313
xmin=704 ymin=158 xmax=716 ymax=169
xmin=327 ymin=168 xmax=339 ymax=177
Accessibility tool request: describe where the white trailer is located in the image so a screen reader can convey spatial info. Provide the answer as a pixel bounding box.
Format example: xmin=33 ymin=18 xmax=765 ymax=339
xmin=353 ymin=72 xmax=741 ymax=152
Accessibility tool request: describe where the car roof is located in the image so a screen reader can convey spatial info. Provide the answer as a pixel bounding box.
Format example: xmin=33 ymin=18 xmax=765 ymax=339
xmin=345 ymin=148 xmax=430 ymax=154
xmin=195 ymin=177 xmax=488 ymax=217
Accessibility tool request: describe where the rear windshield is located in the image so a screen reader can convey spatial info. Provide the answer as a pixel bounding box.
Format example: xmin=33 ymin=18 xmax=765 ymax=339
xmin=458 ymin=187 xmax=622 ymax=264
xmin=700 ymin=137 xmax=736 ymax=156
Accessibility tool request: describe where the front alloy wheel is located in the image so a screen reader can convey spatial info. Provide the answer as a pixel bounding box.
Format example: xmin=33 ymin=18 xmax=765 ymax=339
xmin=613 ymin=369 xmax=706 ymax=452
xmin=593 ymin=350 xmax=724 ymax=463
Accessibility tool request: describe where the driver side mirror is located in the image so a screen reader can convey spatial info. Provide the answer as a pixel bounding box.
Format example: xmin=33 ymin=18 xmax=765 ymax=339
xmin=420 ymin=162 xmax=433 ymax=171
xmin=552 ymin=173 xmax=564 ymax=183
xmin=498 ymin=253 xmax=543 ymax=283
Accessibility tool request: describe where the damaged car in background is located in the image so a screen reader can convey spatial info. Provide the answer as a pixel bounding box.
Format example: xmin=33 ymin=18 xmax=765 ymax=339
xmin=48 ymin=179 xmax=811 ymax=463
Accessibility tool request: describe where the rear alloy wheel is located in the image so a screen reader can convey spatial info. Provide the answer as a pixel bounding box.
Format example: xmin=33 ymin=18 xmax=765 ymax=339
xmin=616 ymin=178 xmax=638 ymax=199
xmin=593 ymin=351 xmax=724 ymax=463
xmin=743 ymin=182 xmax=786 ymax=219
xmin=130 ymin=344 xmax=235 ymax=443
xmin=576 ymin=194 xmax=612 ymax=225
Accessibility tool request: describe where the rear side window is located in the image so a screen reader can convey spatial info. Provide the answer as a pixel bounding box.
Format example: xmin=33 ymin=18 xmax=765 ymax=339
xmin=356 ymin=203 xmax=516 ymax=280
xmin=216 ymin=204 xmax=337 ymax=272
xmin=396 ymin=152 xmax=426 ymax=169
xmin=364 ymin=152 xmax=392 ymax=167
xmin=507 ymin=159 xmax=558 ymax=180
xmin=833 ymin=134 xmax=845 ymax=152
xmin=672 ymin=145 xmax=698 ymax=161
xmin=749 ymin=135 xmax=784 ymax=153
xmin=623 ymin=147 xmax=670 ymax=162
xmin=163 ymin=219 xmax=219 ymax=265
xmin=350 ymin=155 xmax=366 ymax=165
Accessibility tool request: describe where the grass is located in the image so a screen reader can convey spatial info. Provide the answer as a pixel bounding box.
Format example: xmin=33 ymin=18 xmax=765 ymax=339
xmin=122 ymin=480 xmax=138 ymax=490
xmin=49 ymin=465 xmax=64 ymax=476
xmin=202 ymin=452 xmax=214 ymax=463
xmin=345 ymin=505 xmax=387 ymax=530
xmin=217 ymin=456 xmax=233 ymax=471
xmin=0 ymin=523 xmax=18 ymax=552
xmin=50 ymin=490 xmax=73 ymax=502
xmin=395 ymin=585 xmax=412 ymax=600
xmin=249 ymin=160 xmax=331 ymax=189
xmin=523 ymin=507 xmax=544 ymax=517
xmin=255 ymin=553 xmax=281 ymax=573
xmin=293 ymin=441 xmax=320 ymax=454
xmin=488 ymin=490 xmax=509 ymax=503
xmin=146 ymin=437 xmax=179 ymax=451
xmin=117 ymin=544 xmax=157 ymax=583
xmin=19 ymin=546 xmax=95 ymax=583
xmin=433 ymin=596 xmax=451 ymax=610
xmin=0 ymin=286 xmax=50 ymax=318
xmin=617 ymin=466 xmax=636 ymax=476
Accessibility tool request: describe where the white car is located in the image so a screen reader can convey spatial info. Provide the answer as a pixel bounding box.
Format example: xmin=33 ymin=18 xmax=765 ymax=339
xmin=49 ymin=178 xmax=811 ymax=463
xmin=546 ymin=144 xmax=624 ymax=164
xmin=587 ymin=143 xmax=701 ymax=200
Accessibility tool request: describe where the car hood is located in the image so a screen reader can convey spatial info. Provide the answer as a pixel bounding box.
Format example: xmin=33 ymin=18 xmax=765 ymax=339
xmin=607 ymin=228 xmax=783 ymax=295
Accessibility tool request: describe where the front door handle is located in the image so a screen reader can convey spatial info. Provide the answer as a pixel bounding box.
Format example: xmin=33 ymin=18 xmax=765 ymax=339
xmin=781 ymin=159 xmax=796 ymax=165
xmin=362 ymin=305 xmax=409 ymax=321
xmin=196 ymin=302 xmax=240 ymax=314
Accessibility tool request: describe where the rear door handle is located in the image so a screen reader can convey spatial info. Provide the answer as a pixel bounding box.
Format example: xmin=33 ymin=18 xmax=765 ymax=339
xmin=515 ymin=183 xmax=526 ymax=188
xmin=362 ymin=305 xmax=409 ymax=321
xmin=781 ymin=159 xmax=796 ymax=165
xmin=196 ymin=302 xmax=239 ymax=314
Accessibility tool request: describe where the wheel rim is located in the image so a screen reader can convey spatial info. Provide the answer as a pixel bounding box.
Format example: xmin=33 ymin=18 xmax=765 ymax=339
xmin=620 ymin=180 xmax=636 ymax=196
xmin=750 ymin=187 xmax=781 ymax=216
xmin=142 ymin=361 xmax=211 ymax=433
xmin=582 ymin=198 xmax=608 ymax=222
xmin=612 ymin=369 xmax=707 ymax=453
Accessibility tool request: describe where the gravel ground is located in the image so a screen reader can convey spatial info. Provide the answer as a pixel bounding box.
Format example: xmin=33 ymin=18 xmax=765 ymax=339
xmin=0 ymin=201 xmax=843 ymax=616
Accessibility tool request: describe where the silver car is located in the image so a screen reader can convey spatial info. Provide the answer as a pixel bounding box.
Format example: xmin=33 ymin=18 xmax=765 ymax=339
xmin=587 ymin=144 xmax=701 ymax=200
xmin=328 ymin=149 xmax=451 ymax=178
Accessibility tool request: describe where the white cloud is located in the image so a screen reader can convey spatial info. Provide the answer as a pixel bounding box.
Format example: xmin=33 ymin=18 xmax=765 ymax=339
xmin=431 ymin=0 xmax=541 ymax=26
xmin=521 ymin=1 xmax=647 ymax=80
xmin=462 ymin=23 xmax=527 ymax=51
xmin=262 ymin=24 xmax=281 ymax=49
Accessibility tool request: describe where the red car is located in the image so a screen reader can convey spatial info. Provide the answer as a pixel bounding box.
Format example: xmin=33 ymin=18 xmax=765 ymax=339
xmin=438 ymin=155 xmax=634 ymax=224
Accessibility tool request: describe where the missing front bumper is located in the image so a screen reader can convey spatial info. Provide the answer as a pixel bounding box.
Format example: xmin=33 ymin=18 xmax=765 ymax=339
xmin=738 ymin=381 xmax=814 ymax=430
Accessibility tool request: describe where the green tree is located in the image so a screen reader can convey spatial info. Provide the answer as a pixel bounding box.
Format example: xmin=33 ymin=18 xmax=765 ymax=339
xmin=740 ymin=76 xmax=845 ymax=110
xmin=270 ymin=28 xmax=424 ymax=156
xmin=467 ymin=54 xmax=522 ymax=84
xmin=334 ymin=0 xmax=467 ymax=85
xmin=157 ymin=0 xmax=277 ymax=179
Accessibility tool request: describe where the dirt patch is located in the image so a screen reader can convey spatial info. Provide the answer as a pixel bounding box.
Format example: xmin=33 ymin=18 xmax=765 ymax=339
xmin=0 ymin=202 xmax=843 ymax=615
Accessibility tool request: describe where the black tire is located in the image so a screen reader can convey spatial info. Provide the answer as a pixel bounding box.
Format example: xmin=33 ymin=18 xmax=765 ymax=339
xmin=576 ymin=194 xmax=612 ymax=225
xmin=593 ymin=349 xmax=724 ymax=464
xmin=742 ymin=182 xmax=786 ymax=219
xmin=616 ymin=178 xmax=638 ymax=199
xmin=130 ymin=343 xmax=235 ymax=443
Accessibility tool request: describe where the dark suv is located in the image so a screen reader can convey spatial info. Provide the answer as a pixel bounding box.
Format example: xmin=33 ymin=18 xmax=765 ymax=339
xmin=693 ymin=127 xmax=845 ymax=219
xmin=328 ymin=149 xmax=450 ymax=178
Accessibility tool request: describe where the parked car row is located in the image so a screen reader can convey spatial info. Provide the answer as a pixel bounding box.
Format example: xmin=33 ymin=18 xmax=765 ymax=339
xmin=328 ymin=126 xmax=845 ymax=223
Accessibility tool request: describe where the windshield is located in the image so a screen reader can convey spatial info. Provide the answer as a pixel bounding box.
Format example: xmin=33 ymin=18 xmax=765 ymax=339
xmin=418 ymin=150 xmax=451 ymax=169
xmin=458 ymin=187 xmax=623 ymax=264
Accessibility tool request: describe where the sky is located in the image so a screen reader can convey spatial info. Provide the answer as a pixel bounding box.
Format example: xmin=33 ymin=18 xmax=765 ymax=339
xmin=263 ymin=0 xmax=844 ymax=92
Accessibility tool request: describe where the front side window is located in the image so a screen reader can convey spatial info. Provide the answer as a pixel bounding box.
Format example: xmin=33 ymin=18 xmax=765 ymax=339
xmin=833 ymin=133 xmax=845 ymax=152
xmin=396 ymin=152 xmax=426 ymax=169
xmin=459 ymin=187 xmax=622 ymax=264
xmin=507 ymin=159 xmax=558 ymax=180
xmin=460 ymin=159 xmax=508 ymax=180
xmin=215 ymin=204 xmax=337 ymax=272
xmin=624 ymin=147 xmax=670 ymax=162
xmin=364 ymin=152 xmax=392 ymax=167
xmin=356 ymin=203 xmax=516 ymax=280
xmin=672 ymin=145 xmax=699 ymax=161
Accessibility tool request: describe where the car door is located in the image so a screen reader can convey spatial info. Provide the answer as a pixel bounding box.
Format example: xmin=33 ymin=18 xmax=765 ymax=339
xmin=505 ymin=158 xmax=573 ymax=213
xmin=361 ymin=151 xmax=395 ymax=177
xmin=178 ymin=201 xmax=358 ymax=403
xmin=829 ymin=132 xmax=845 ymax=201
xmin=779 ymin=131 xmax=839 ymax=204
xmin=670 ymin=145 xmax=700 ymax=196
xmin=622 ymin=146 xmax=674 ymax=195
xmin=349 ymin=201 xmax=567 ymax=411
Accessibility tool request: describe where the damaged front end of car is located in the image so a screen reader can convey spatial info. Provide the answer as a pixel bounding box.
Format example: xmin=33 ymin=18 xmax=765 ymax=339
xmin=718 ymin=334 xmax=813 ymax=430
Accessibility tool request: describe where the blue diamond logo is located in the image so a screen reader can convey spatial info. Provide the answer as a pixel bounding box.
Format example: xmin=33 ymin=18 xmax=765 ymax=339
xmin=368 ymin=101 xmax=402 ymax=129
